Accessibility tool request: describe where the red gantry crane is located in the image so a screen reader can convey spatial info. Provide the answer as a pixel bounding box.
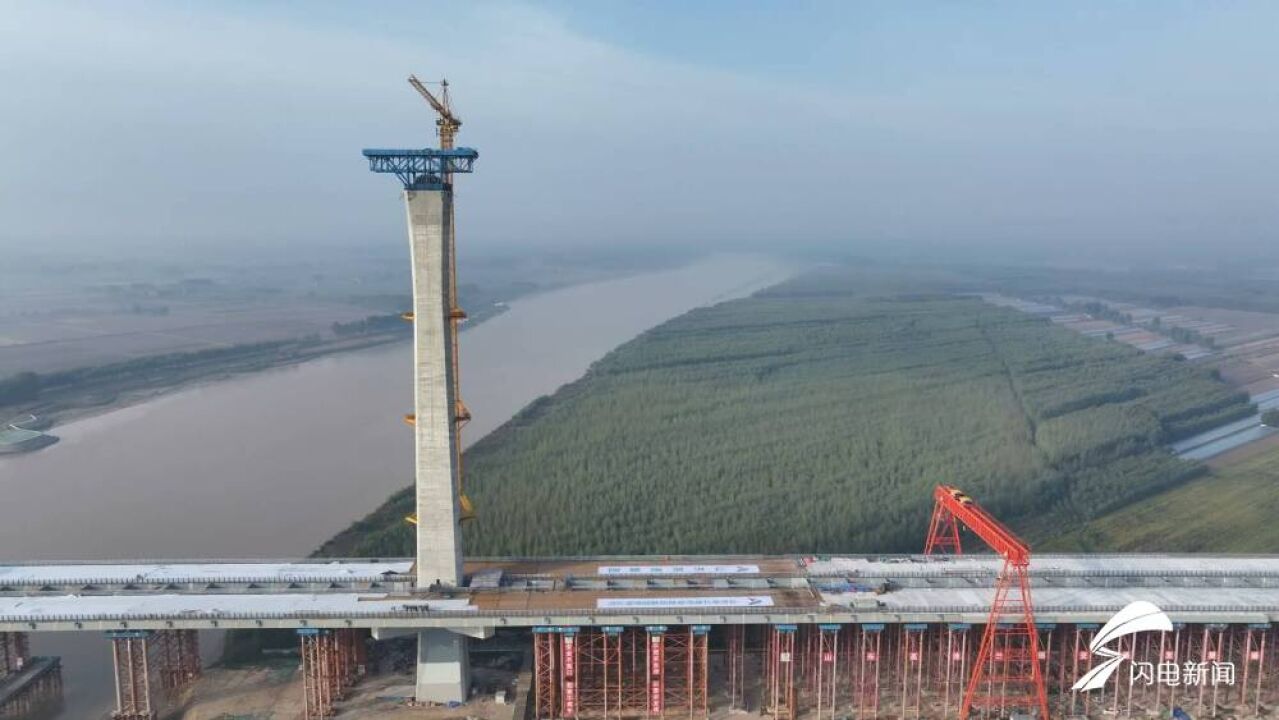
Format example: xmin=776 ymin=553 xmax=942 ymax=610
xmin=924 ymin=485 xmax=1051 ymax=720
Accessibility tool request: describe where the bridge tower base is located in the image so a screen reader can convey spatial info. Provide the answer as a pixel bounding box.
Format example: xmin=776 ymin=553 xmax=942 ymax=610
xmin=416 ymin=629 xmax=470 ymax=704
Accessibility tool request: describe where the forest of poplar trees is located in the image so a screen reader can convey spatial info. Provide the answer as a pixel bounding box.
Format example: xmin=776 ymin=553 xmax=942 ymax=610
xmin=321 ymin=271 xmax=1250 ymax=558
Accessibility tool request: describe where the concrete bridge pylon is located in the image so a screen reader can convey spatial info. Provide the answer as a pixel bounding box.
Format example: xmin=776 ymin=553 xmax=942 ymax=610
xmin=364 ymin=139 xmax=481 ymax=706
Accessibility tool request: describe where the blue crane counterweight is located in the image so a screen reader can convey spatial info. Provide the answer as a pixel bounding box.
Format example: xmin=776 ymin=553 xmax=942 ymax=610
xmin=362 ymin=147 xmax=478 ymax=190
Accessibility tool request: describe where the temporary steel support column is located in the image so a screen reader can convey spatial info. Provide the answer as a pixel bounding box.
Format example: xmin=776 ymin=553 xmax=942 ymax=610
xmin=647 ymin=627 xmax=665 ymax=718
xmin=813 ymin=625 xmax=839 ymax=720
xmin=296 ymin=627 xmax=366 ymax=720
xmin=0 ymin=658 xmax=62 ymax=719
xmin=0 ymin=634 xmax=28 ymax=679
xmin=727 ymin=624 xmax=747 ymax=710
xmin=561 ymin=629 xmax=579 ymax=718
xmin=854 ymin=624 xmax=883 ymax=720
xmin=535 ymin=630 xmax=560 ymax=720
xmin=154 ymin=629 xmax=201 ymax=693
xmin=341 ymin=628 xmax=369 ymax=688
xmin=691 ymin=626 xmax=709 ymax=719
xmin=899 ymin=624 xmax=927 ymax=720
xmin=941 ymin=625 xmax=970 ymax=720
xmin=1240 ymin=624 xmax=1269 ymax=716
xmin=766 ymin=625 xmax=797 ymax=720
xmin=564 ymin=630 xmax=581 ymax=718
xmin=109 ymin=631 xmax=155 ymax=720
xmin=106 ymin=629 xmax=201 ymax=720
xmin=1202 ymin=624 xmax=1228 ymax=718
xmin=577 ymin=626 xmax=624 ymax=719
xmin=299 ymin=629 xmax=341 ymax=719
xmin=660 ymin=626 xmax=707 ymax=719
xmin=533 ymin=626 xmax=710 ymax=720
xmin=525 ymin=622 xmax=1279 ymax=720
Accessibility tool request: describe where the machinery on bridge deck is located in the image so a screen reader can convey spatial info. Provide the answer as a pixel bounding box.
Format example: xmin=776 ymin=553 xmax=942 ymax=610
xmin=925 ymin=484 xmax=1051 ymax=720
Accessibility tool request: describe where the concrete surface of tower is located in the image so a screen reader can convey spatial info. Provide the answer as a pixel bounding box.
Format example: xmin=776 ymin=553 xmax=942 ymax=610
xmin=361 ymin=75 xmax=480 ymax=704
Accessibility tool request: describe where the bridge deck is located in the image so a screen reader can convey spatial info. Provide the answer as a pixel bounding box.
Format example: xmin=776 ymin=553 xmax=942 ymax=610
xmin=2 ymin=554 xmax=1278 ymax=632
xmin=0 ymin=559 xmax=412 ymax=585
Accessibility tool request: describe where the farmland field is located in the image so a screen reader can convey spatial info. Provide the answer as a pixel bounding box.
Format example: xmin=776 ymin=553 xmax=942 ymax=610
xmin=1044 ymin=441 xmax=1279 ymax=552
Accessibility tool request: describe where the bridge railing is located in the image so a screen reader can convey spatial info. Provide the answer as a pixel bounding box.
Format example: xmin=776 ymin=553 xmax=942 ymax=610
xmin=0 ymin=574 xmax=416 ymax=587
xmin=3 ymin=603 xmax=1277 ymax=626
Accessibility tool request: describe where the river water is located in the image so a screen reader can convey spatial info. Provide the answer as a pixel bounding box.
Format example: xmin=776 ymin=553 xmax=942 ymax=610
xmin=0 ymin=254 xmax=791 ymax=718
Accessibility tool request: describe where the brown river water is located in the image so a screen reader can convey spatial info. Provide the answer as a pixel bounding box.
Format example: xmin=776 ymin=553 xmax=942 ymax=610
xmin=0 ymin=254 xmax=791 ymax=718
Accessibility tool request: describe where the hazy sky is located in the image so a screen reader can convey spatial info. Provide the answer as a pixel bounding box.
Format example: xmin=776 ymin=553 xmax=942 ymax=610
xmin=3 ymin=1 xmax=1278 ymax=258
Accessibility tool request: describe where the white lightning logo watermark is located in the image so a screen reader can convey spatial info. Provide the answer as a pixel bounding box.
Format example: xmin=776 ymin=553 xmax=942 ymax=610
xmin=1072 ymin=601 xmax=1173 ymax=691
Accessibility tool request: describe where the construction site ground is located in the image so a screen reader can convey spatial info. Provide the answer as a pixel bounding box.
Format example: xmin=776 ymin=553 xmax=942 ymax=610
xmin=177 ymin=663 xmax=522 ymax=720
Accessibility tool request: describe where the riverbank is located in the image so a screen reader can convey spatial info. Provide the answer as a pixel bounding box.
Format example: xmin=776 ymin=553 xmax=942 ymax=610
xmin=1 ymin=254 xmax=791 ymax=719
xmin=0 ymin=426 xmax=58 ymax=454
xmin=0 ymin=252 xmax=721 ymax=448
xmin=0 ymin=331 xmax=413 ymax=444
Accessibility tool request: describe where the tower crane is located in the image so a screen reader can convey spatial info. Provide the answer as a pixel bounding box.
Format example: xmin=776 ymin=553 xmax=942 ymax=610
xmin=407 ymin=75 xmax=461 ymax=150
xmin=402 ymin=74 xmax=475 ymax=526
xmin=924 ymin=485 xmax=1050 ymax=720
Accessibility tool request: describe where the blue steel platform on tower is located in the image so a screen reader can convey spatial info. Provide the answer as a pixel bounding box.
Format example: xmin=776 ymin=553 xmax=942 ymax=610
xmin=362 ymin=147 xmax=478 ymax=189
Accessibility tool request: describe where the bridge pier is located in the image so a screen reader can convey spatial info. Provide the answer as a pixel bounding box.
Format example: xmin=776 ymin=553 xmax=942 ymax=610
xmin=415 ymin=629 xmax=470 ymax=704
